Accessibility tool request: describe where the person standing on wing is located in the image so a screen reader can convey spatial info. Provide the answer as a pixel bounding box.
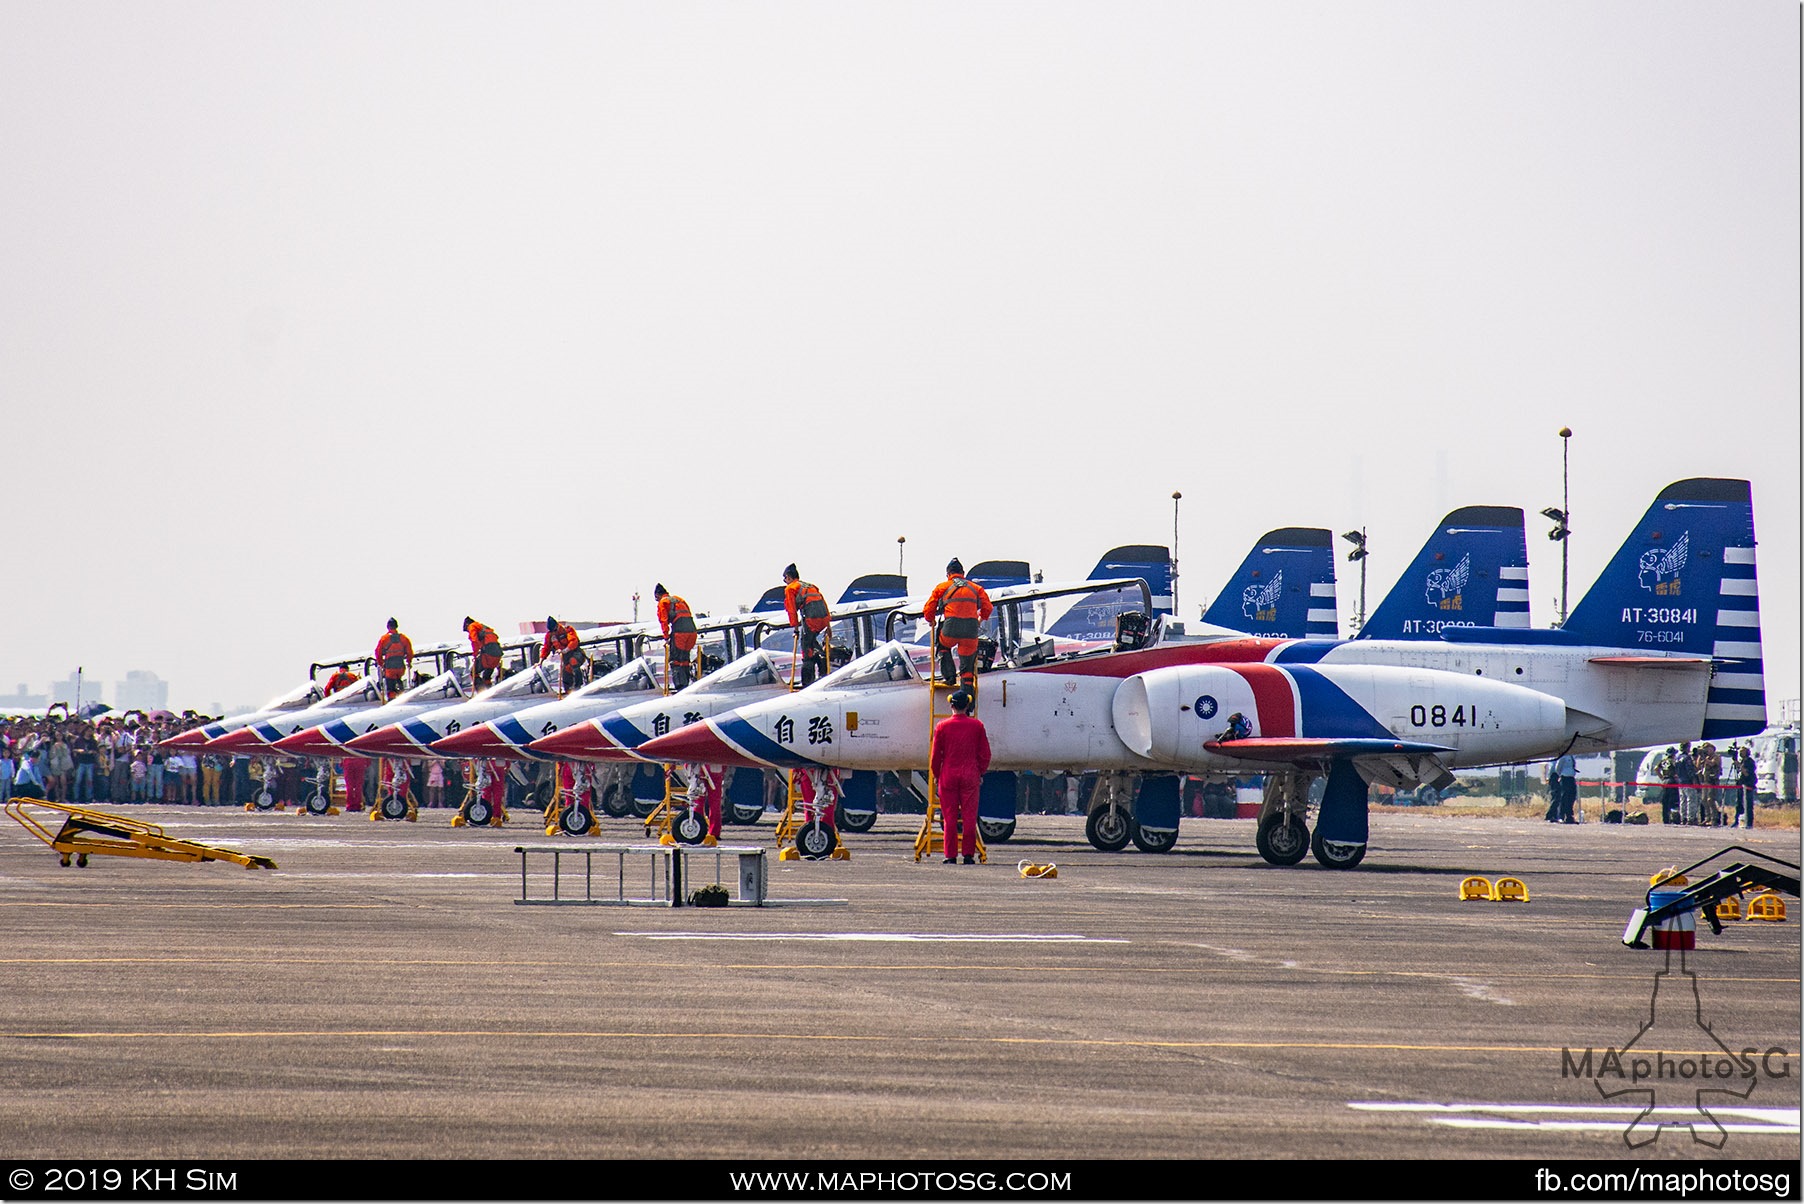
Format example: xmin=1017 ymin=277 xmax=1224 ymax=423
xmin=930 ymin=688 xmax=991 ymax=865
xmin=782 ymin=564 xmax=832 ymax=687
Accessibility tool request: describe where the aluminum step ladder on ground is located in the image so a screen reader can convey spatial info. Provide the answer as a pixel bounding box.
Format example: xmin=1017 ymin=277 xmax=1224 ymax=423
xmin=913 ymin=630 xmax=985 ymax=864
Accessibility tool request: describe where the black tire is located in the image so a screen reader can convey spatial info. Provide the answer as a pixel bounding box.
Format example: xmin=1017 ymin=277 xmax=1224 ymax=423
xmin=729 ymin=801 xmax=766 ymax=826
xmin=795 ymin=820 xmax=837 ymax=860
xmin=304 ymin=792 xmax=331 ymax=816
xmin=672 ymin=807 xmax=708 ymax=845
xmin=380 ymin=794 xmax=410 ymax=821
xmin=76 ymin=853 xmax=89 ymax=867
xmin=1255 ymin=814 xmax=1309 ymax=866
xmin=977 ymin=817 xmax=1015 ymax=843
xmin=558 ymin=805 xmax=594 ymax=837
xmin=836 ymin=806 xmax=876 ymax=834
xmin=1131 ymin=824 xmax=1178 ymax=854
xmin=466 ymin=798 xmax=493 ymax=827
xmin=1414 ymin=786 xmax=1440 ymax=806
xmin=1085 ymin=807 xmax=1134 ymax=852
xmin=1311 ymin=827 xmax=1367 ymax=870
xmin=630 ymin=793 xmax=660 ymax=819
xmin=253 ymin=790 xmax=277 ymax=812
xmin=600 ymin=783 xmax=634 ymax=819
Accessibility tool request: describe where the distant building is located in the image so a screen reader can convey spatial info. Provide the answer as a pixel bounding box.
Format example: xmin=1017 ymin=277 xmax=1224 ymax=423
xmin=115 ymin=670 xmax=170 ymax=713
xmin=48 ymin=670 xmax=98 ymax=708
xmin=0 ymin=683 xmax=48 ymax=710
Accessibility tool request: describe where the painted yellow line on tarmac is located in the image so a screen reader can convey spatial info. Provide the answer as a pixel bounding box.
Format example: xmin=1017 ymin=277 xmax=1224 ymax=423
xmin=0 ymin=1030 xmax=1790 ymax=1060
xmin=0 ymin=955 xmax=1793 ymax=985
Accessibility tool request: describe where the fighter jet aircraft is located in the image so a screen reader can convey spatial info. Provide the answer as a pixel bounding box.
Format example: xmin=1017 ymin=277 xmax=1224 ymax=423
xmin=637 ymin=480 xmax=1764 ymax=871
xmin=159 ymin=678 xmax=326 ymax=750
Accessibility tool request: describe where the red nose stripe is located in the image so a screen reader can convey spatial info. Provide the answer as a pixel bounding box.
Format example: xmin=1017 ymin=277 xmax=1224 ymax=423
xmin=160 ymin=730 xmax=208 ymax=750
xmin=432 ymin=726 xmax=520 ymax=758
xmin=529 ymin=723 xmax=634 ymax=760
xmin=210 ymin=727 xmax=272 ymax=751
xmin=347 ymin=726 xmax=416 ymax=756
xmin=639 ymin=722 xmax=763 ymax=769
xmin=272 ymin=727 xmax=340 ymax=756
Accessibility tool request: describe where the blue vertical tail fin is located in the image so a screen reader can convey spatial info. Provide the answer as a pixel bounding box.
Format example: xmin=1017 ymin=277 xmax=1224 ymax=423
xmin=837 ymin=573 xmax=907 ymax=605
xmin=1044 ymin=545 xmax=1173 ymax=640
xmin=1201 ymin=528 xmax=1338 ymax=639
xmin=1562 ymin=478 xmax=1763 ymax=738
xmin=1359 ymin=506 xmax=1529 ymax=639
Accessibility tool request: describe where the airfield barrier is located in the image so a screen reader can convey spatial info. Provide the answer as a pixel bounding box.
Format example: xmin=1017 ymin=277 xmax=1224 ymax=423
xmin=512 ymin=842 xmax=767 ymax=907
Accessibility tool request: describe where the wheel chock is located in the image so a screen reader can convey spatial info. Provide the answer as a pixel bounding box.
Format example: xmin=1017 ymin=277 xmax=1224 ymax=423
xmin=1459 ymin=876 xmax=1494 ymax=901
xmin=830 ymin=846 xmax=850 ymax=861
xmin=1492 ymin=877 xmax=1530 ymax=902
xmin=1714 ymin=894 xmax=1742 ymax=921
xmin=1018 ymin=861 xmax=1058 ymax=879
xmin=778 ymin=846 xmax=801 ymax=861
xmin=1748 ymin=893 xmax=1787 ymax=922
xmin=1650 ymin=866 xmax=1688 ymax=887
xmin=450 ymin=814 xmax=466 ymax=828
xmin=658 ymin=832 xmax=677 ymax=846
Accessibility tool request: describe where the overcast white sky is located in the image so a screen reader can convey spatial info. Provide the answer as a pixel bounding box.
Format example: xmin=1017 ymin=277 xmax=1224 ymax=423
xmin=2 ymin=1 xmax=1797 ymax=714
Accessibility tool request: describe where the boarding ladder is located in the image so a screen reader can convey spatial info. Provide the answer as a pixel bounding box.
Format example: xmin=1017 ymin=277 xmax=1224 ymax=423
xmin=1622 ymin=846 xmax=1799 ymax=947
xmin=5 ymin=800 xmax=276 ymax=870
xmin=913 ymin=623 xmax=986 ymax=864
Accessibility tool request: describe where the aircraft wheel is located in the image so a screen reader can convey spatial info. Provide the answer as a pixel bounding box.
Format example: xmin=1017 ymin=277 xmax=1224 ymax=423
xmin=630 ymin=794 xmax=660 ymax=819
xmin=1085 ymin=807 xmax=1134 ymax=853
xmin=977 ymin=817 xmax=1015 ymax=843
xmin=466 ymin=798 xmax=493 ymax=827
xmin=600 ymin=784 xmax=634 ymax=819
xmin=1255 ymin=814 xmax=1309 ymax=866
xmin=729 ymin=801 xmax=765 ymax=826
xmin=836 ymin=807 xmax=876 ymax=834
xmin=1132 ymin=824 xmax=1178 ymax=854
xmin=795 ymin=820 xmax=837 ymax=860
xmin=253 ymin=790 xmax=277 ymax=812
xmin=1311 ymin=827 xmax=1367 ymax=870
xmin=304 ymin=793 xmax=331 ymax=816
xmin=379 ymin=794 xmax=411 ymax=822
xmin=558 ymin=805 xmax=595 ymax=837
xmin=672 ymin=807 xmax=708 ymax=845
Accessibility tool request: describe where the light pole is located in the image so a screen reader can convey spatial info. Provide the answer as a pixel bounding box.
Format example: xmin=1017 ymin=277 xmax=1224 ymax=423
xmin=1170 ymin=491 xmax=1182 ymax=620
xmin=1541 ymin=426 xmax=1572 ymax=626
xmin=897 ymin=536 xmax=906 ymax=579
xmin=1341 ymin=529 xmax=1368 ymax=634
xmin=632 ymin=591 xmax=640 ymax=623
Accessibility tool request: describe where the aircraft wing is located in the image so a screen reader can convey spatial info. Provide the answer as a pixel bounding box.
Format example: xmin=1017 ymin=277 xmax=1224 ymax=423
xmin=1202 ymin=737 xmax=1455 ymax=761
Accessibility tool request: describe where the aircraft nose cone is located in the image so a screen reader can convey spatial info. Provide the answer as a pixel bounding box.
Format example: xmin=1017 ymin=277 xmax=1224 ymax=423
xmin=432 ymin=725 xmax=514 ymax=758
xmin=272 ymin=727 xmax=339 ymax=756
xmin=347 ymin=726 xmax=415 ymax=756
xmin=528 ymin=721 xmax=633 ymax=760
xmin=159 ymin=729 xmax=208 ymax=750
xmin=639 ymin=721 xmax=766 ymax=769
xmin=210 ymin=727 xmax=271 ymax=752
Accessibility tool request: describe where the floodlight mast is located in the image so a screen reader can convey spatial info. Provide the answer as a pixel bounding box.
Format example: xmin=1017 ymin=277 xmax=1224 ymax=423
xmin=1341 ymin=528 xmax=1368 ymax=634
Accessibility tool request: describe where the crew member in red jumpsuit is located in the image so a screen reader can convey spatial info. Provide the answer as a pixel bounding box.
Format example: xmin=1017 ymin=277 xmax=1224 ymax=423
xmin=929 ymin=688 xmax=991 ymax=864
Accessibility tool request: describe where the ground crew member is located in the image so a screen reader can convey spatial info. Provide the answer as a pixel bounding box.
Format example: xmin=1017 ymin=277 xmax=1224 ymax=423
xmin=322 ymin=666 xmax=359 ymax=697
xmin=930 ymin=689 xmax=991 ymax=864
xmin=374 ymin=619 xmax=413 ymax=699
xmin=922 ymin=558 xmax=993 ymax=692
xmin=655 ymin=585 xmax=698 ymax=690
xmin=541 ymin=617 xmax=587 ymax=692
xmin=464 ymin=617 xmax=504 ymax=690
xmin=782 ymin=564 xmax=832 ymax=686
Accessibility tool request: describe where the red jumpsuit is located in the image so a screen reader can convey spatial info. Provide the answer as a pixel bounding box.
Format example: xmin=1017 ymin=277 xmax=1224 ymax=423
xmin=342 ymin=757 xmax=366 ymax=812
xmin=930 ymin=713 xmax=991 ymax=860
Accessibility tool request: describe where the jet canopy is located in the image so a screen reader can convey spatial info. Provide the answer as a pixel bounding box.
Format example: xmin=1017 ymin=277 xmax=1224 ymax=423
xmin=814 ymin=642 xmax=929 ymax=690
xmin=261 ymin=680 xmax=324 ymax=710
xmin=691 ymin=650 xmax=787 ymax=693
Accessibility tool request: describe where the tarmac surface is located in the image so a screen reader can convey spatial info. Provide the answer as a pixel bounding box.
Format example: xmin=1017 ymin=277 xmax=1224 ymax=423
xmin=1 ymin=802 xmax=1798 ymax=1161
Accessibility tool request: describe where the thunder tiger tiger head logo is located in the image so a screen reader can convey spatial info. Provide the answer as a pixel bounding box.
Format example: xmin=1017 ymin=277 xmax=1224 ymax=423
xmin=1637 ymin=532 xmax=1688 ymax=596
xmin=1241 ymin=570 xmax=1283 ymax=622
xmin=1424 ymin=553 xmax=1471 ymax=611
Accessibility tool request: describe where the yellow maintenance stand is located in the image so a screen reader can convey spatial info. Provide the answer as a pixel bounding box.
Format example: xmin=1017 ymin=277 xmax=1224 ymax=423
xmin=5 ymin=800 xmax=276 ymax=870
xmin=913 ymin=624 xmax=986 ymax=864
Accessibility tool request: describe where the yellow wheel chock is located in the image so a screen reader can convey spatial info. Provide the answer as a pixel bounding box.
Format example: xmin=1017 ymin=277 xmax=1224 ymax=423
xmin=4 ymin=801 xmax=276 ymax=870
xmin=1714 ymin=894 xmax=1743 ymax=921
xmin=1018 ymin=861 xmax=1057 ymax=879
xmin=1747 ymin=893 xmax=1787 ymax=922
xmin=1458 ymin=876 xmax=1494 ymax=901
xmin=1492 ymin=877 xmax=1530 ymax=902
xmin=1650 ymin=867 xmax=1688 ymax=888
